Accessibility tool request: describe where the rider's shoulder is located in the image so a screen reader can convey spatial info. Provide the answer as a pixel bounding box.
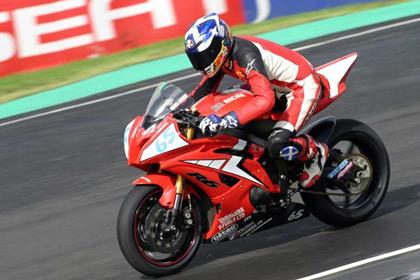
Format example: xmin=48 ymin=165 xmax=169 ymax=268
xmin=233 ymin=36 xmax=260 ymax=51
xmin=232 ymin=36 xmax=262 ymax=63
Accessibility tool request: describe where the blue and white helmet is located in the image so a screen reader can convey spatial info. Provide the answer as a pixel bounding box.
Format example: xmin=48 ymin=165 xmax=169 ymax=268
xmin=184 ymin=13 xmax=232 ymax=77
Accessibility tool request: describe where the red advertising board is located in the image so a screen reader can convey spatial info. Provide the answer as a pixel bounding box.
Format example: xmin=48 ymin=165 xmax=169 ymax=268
xmin=0 ymin=0 xmax=245 ymax=77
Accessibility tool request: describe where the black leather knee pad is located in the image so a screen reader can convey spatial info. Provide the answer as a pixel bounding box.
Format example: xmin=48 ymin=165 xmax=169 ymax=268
xmin=268 ymin=129 xmax=293 ymax=158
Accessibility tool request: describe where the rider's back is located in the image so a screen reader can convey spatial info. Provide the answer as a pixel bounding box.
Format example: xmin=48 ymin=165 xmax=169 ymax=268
xmin=237 ymin=35 xmax=315 ymax=82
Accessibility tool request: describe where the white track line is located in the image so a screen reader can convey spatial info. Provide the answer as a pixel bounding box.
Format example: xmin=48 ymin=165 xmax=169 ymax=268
xmin=295 ymin=17 xmax=420 ymax=51
xmin=296 ymin=244 xmax=420 ymax=280
xmin=0 ymin=73 xmax=200 ymax=127
xmin=1 ymin=16 xmax=419 ymax=128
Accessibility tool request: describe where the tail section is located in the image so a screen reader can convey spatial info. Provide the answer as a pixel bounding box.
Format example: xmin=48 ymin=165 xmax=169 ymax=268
xmin=314 ymin=52 xmax=358 ymax=113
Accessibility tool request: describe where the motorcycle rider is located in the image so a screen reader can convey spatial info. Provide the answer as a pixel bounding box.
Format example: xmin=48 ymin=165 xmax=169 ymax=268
xmin=184 ymin=13 xmax=329 ymax=188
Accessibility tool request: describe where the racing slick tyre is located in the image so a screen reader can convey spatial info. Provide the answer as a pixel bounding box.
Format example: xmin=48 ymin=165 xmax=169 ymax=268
xmin=301 ymin=119 xmax=390 ymax=227
xmin=117 ymin=185 xmax=203 ymax=277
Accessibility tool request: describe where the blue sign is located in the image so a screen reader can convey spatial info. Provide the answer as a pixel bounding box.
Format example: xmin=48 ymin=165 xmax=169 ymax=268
xmin=242 ymin=0 xmax=377 ymax=23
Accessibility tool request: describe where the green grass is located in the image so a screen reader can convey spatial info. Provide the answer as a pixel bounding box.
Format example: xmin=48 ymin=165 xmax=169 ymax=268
xmin=0 ymin=0 xmax=407 ymax=104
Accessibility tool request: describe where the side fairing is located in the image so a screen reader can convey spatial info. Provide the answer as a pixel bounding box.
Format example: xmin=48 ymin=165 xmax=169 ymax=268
xmin=137 ymin=119 xmax=190 ymax=164
xmin=156 ymin=135 xmax=279 ymax=240
xmin=140 ymin=123 xmax=189 ymax=161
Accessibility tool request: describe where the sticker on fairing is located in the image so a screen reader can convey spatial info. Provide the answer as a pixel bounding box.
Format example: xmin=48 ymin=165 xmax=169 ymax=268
xmin=218 ymin=207 xmax=245 ymax=230
xmin=211 ymin=224 xmax=238 ymax=243
xmin=228 ymin=220 xmax=261 ymax=240
xmin=140 ymin=124 xmax=188 ymax=161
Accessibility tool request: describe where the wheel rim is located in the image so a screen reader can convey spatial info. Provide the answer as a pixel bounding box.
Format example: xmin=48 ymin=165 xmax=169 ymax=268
xmin=323 ymin=135 xmax=382 ymax=210
xmin=132 ymin=189 xmax=199 ymax=267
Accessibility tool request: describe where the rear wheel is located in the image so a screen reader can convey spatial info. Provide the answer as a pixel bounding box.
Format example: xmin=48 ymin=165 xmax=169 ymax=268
xmin=117 ymin=186 xmax=202 ymax=277
xmin=301 ymin=119 xmax=390 ymax=227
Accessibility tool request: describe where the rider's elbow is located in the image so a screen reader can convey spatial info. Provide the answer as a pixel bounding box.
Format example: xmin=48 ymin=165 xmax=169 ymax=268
xmin=253 ymin=94 xmax=275 ymax=118
xmin=263 ymin=93 xmax=276 ymax=112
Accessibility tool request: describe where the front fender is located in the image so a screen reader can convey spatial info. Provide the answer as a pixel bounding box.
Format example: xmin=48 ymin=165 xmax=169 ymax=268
xmin=133 ymin=173 xmax=200 ymax=208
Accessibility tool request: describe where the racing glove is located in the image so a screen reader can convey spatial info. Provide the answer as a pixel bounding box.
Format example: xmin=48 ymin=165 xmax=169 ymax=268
xmin=199 ymin=112 xmax=239 ymax=134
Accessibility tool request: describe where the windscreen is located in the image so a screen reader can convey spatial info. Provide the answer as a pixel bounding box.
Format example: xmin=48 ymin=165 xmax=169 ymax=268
xmin=141 ymin=83 xmax=195 ymax=129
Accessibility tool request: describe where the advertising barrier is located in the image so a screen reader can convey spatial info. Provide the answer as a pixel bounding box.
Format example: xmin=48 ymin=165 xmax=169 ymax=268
xmin=0 ymin=0 xmax=377 ymax=77
xmin=0 ymin=0 xmax=244 ymax=76
xmin=242 ymin=0 xmax=377 ymax=23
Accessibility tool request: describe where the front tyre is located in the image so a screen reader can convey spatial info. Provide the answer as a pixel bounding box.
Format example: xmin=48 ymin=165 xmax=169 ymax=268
xmin=117 ymin=186 xmax=202 ymax=277
xmin=301 ymin=119 xmax=390 ymax=227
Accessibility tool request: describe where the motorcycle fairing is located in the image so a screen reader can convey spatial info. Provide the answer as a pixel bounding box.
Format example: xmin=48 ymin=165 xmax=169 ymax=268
xmin=134 ymin=115 xmax=277 ymax=193
xmin=126 ymin=115 xmax=144 ymax=165
xmin=208 ymin=202 xmax=310 ymax=243
xmin=131 ymin=116 xmax=279 ymax=238
xmin=133 ymin=173 xmax=201 ymax=208
xmin=158 ymin=136 xmax=281 ymax=239
xmin=140 ymin=123 xmax=189 ymax=161
xmin=133 ymin=118 xmax=191 ymax=165
xmin=315 ymin=52 xmax=358 ymax=113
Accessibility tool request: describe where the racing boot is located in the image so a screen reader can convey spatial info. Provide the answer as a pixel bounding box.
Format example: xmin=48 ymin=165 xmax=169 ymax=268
xmin=291 ymin=135 xmax=329 ymax=188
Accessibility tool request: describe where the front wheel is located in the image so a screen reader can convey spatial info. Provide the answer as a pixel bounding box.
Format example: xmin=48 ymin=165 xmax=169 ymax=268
xmin=117 ymin=186 xmax=202 ymax=277
xmin=301 ymin=119 xmax=390 ymax=227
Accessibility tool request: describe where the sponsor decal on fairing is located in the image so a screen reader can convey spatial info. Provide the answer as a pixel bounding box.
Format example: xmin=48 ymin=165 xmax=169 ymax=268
xmin=211 ymin=224 xmax=239 ymax=243
xmin=222 ymin=156 xmax=262 ymax=185
xmin=140 ymin=123 xmax=188 ymax=161
xmin=187 ymin=172 xmax=219 ymax=188
xmin=184 ymin=159 xmax=226 ymax=169
xmin=218 ymin=207 xmax=245 ymax=230
xmin=228 ymin=220 xmax=261 ymax=240
xmin=246 ymin=217 xmax=272 ymax=235
xmin=184 ymin=152 xmax=263 ymax=186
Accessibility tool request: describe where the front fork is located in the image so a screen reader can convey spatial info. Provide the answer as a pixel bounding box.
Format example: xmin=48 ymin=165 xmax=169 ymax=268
xmin=162 ymin=127 xmax=195 ymax=235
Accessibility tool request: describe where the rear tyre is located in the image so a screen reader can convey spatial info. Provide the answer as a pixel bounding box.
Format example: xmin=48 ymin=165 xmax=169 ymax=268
xmin=301 ymin=119 xmax=390 ymax=227
xmin=117 ymin=186 xmax=202 ymax=277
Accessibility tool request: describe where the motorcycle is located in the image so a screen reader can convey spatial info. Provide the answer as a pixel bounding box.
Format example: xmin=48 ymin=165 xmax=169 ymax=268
xmin=117 ymin=52 xmax=390 ymax=277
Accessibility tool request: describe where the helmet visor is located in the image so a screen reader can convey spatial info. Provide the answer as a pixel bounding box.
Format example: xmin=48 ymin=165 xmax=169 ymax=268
xmin=186 ymin=37 xmax=223 ymax=71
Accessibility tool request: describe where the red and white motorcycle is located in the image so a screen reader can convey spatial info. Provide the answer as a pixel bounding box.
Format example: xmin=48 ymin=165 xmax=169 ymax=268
xmin=117 ymin=52 xmax=390 ymax=277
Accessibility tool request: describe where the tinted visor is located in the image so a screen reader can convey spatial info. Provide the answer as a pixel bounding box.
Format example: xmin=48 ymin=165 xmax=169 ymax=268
xmin=186 ymin=37 xmax=223 ymax=71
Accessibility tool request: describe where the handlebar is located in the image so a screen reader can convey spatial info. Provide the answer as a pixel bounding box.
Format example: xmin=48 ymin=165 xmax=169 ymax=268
xmin=172 ymin=109 xmax=203 ymax=127
xmin=172 ymin=109 xmax=268 ymax=147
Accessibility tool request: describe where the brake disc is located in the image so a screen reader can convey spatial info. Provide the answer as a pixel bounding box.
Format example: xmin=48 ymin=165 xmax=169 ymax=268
xmin=344 ymin=153 xmax=373 ymax=195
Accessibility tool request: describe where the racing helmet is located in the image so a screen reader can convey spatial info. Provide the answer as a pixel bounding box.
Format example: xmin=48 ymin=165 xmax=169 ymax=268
xmin=184 ymin=13 xmax=232 ymax=77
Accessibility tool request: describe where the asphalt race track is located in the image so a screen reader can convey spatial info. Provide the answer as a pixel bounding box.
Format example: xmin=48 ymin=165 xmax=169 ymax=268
xmin=1 ymin=16 xmax=420 ymax=280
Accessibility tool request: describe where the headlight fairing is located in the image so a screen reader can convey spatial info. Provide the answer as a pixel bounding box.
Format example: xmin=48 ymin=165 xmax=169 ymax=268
xmin=124 ymin=120 xmax=135 ymax=159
